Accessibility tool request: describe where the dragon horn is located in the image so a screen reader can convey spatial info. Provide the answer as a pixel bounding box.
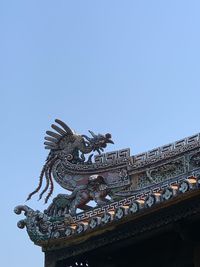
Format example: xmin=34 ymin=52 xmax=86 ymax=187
xmin=55 ymin=119 xmax=73 ymax=134
xmin=44 ymin=142 xmax=57 ymax=147
xmin=82 ymin=135 xmax=92 ymax=141
xmin=46 ymin=131 xmax=61 ymax=139
xmin=88 ymin=130 xmax=97 ymax=138
xmin=51 ymin=124 xmax=67 ymax=136
xmin=44 ymin=136 xmax=58 ymax=143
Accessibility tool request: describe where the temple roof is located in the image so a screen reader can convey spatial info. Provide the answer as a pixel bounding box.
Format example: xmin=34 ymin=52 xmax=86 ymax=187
xmin=15 ymin=120 xmax=200 ymax=257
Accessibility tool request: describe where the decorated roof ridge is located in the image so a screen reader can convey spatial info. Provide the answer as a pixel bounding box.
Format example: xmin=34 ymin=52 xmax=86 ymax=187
xmin=73 ymin=176 xmax=198 ymax=222
xmin=73 ymin=173 xmax=195 ymax=221
xmin=93 ymin=134 xmax=200 ymax=170
xmin=94 ymin=133 xmax=200 ymax=165
xmin=15 ymin=173 xmax=200 ymax=246
xmin=132 ymin=133 xmax=200 ymax=161
xmin=14 ymin=120 xmax=200 ymax=249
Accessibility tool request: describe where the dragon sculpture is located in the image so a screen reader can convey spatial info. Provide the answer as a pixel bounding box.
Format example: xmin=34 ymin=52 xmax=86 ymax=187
xmin=27 ymin=119 xmax=115 ymax=214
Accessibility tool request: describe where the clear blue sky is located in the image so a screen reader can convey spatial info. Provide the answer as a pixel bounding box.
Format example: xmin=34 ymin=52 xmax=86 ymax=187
xmin=1 ymin=1 xmax=200 ymax=266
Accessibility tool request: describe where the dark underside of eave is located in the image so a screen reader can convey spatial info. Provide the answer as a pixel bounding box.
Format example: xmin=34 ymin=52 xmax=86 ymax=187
xmin=44 ymin=191 xmax=200 ymax=267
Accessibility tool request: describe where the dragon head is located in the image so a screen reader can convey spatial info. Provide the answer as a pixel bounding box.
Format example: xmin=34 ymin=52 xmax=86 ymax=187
xmin=82 ymin=131 xmax=114 ymax=154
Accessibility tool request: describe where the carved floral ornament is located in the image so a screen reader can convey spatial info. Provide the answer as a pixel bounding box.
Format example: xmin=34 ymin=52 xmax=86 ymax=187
xmin=15 ymin=120 xmax=200 ymax=244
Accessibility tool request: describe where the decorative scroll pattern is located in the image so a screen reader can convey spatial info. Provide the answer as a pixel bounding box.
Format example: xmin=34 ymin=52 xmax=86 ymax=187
xmin=132 ymin=133 xmax=199 ymax=163
xmin=94 ymin=148 xmax=130 ymax=164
